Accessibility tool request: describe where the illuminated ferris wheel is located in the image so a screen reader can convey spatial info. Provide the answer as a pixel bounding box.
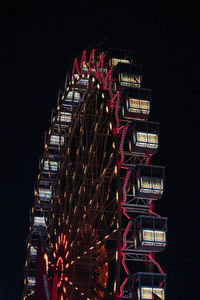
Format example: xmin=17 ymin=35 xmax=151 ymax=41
xmin=23 ymin=43 xmax=167 ymax=300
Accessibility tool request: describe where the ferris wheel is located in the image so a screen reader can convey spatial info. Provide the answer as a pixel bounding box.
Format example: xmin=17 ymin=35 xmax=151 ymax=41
xmin=23 ymin=44 xmax=167 ymax=300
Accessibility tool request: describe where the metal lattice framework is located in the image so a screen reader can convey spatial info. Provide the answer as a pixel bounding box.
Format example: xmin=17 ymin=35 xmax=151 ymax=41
xmin=23 ymin=44 xmax=167 ymax=300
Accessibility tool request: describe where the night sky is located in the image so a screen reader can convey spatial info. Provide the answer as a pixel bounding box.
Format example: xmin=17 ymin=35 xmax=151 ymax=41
xmin=1 ymin=1 xmax=199 ymax=299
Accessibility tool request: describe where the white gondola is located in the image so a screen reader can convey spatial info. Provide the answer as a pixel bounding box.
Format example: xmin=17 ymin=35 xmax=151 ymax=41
xmin=50 ymin=135 xmax=65 ymax=146
xmin=27 ymin=276 xmax=36 ymax=287
xmin=113 ymin=63 xmax=142 ymax=88
xmin=66 ymin=90 xmax=81 ymax=102
xmin=30 ymin=246 xmax=37 ymax=256
xmin=132 ymin=165 xmax=165 ymax=200
xmin=133 ymin=216 xmax=167 ymax=251
xmin=44 ymin=160 xmax=58 ymax=172
xmin=33 ymin=216 xmax=46 ymax=227
xmin=121 ymin=87 xmax=151 ymax=120
xmin=38 ymin=188 xmax=52 ymax=201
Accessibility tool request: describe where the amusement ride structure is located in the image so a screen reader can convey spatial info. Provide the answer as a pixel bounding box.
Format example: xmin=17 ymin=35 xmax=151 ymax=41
xmin=23 ymin=43 xmax=167 ymax=300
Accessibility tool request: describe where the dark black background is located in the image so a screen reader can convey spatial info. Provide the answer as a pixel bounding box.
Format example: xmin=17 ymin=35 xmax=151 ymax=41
xmin=0 ymin=1 xmax=199 ymax=299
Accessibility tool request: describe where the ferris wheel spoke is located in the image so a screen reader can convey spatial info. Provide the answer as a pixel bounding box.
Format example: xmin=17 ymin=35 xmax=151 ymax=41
xmin=67 ymin=128 xmax=113 ymax=236
xmin=64 ymin=93 xmax=105 ymax=209
xmin=90 ymin=278 xmax=114 ymax=299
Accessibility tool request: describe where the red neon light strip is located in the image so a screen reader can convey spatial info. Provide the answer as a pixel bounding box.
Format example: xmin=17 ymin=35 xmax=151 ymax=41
xmin=72 ymin=57 xmax=81 ymax=79
xmin=89 ymin=48 xmax=101 ymax=78
xmin=103 ymin=69 xmax=112 ymax=90
xmin=120 ymin=166 xmax=129 ymax=170
xmin=120 ymin=126 xmax=128 ymax=165
xmin=122 ymin=253 xmax=129 ymax=275
xmin=118 ymin=125 xmax=125 ymax=132
xmin=122 ymin=169 xmax=131 ymax=206
xmin=95 ymin=54 xmax=103 ymax=79
xmin=115 ymin=94 xmax=120 ymax=131
xmin=122 ymin=221 xmax=131 ymax=252
xmin=88 ymin=49 xmax=95 ymax=75
xmin=148 ymin=253 xmax=164 ymax=274
xmin=108 ymin=70 xmax=113 ymax=100
xmin=145 ymin=151 xmax=152 ymax=165
xmin=80 ymin=50 xmax=88 ymax=74
xmin=119 ymin=277 xmax=128 ymax=298
xmin=149 ymin=199 xmax=161 ymax=217
xmin=110 ymin=91 xmax=119 ymax=108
